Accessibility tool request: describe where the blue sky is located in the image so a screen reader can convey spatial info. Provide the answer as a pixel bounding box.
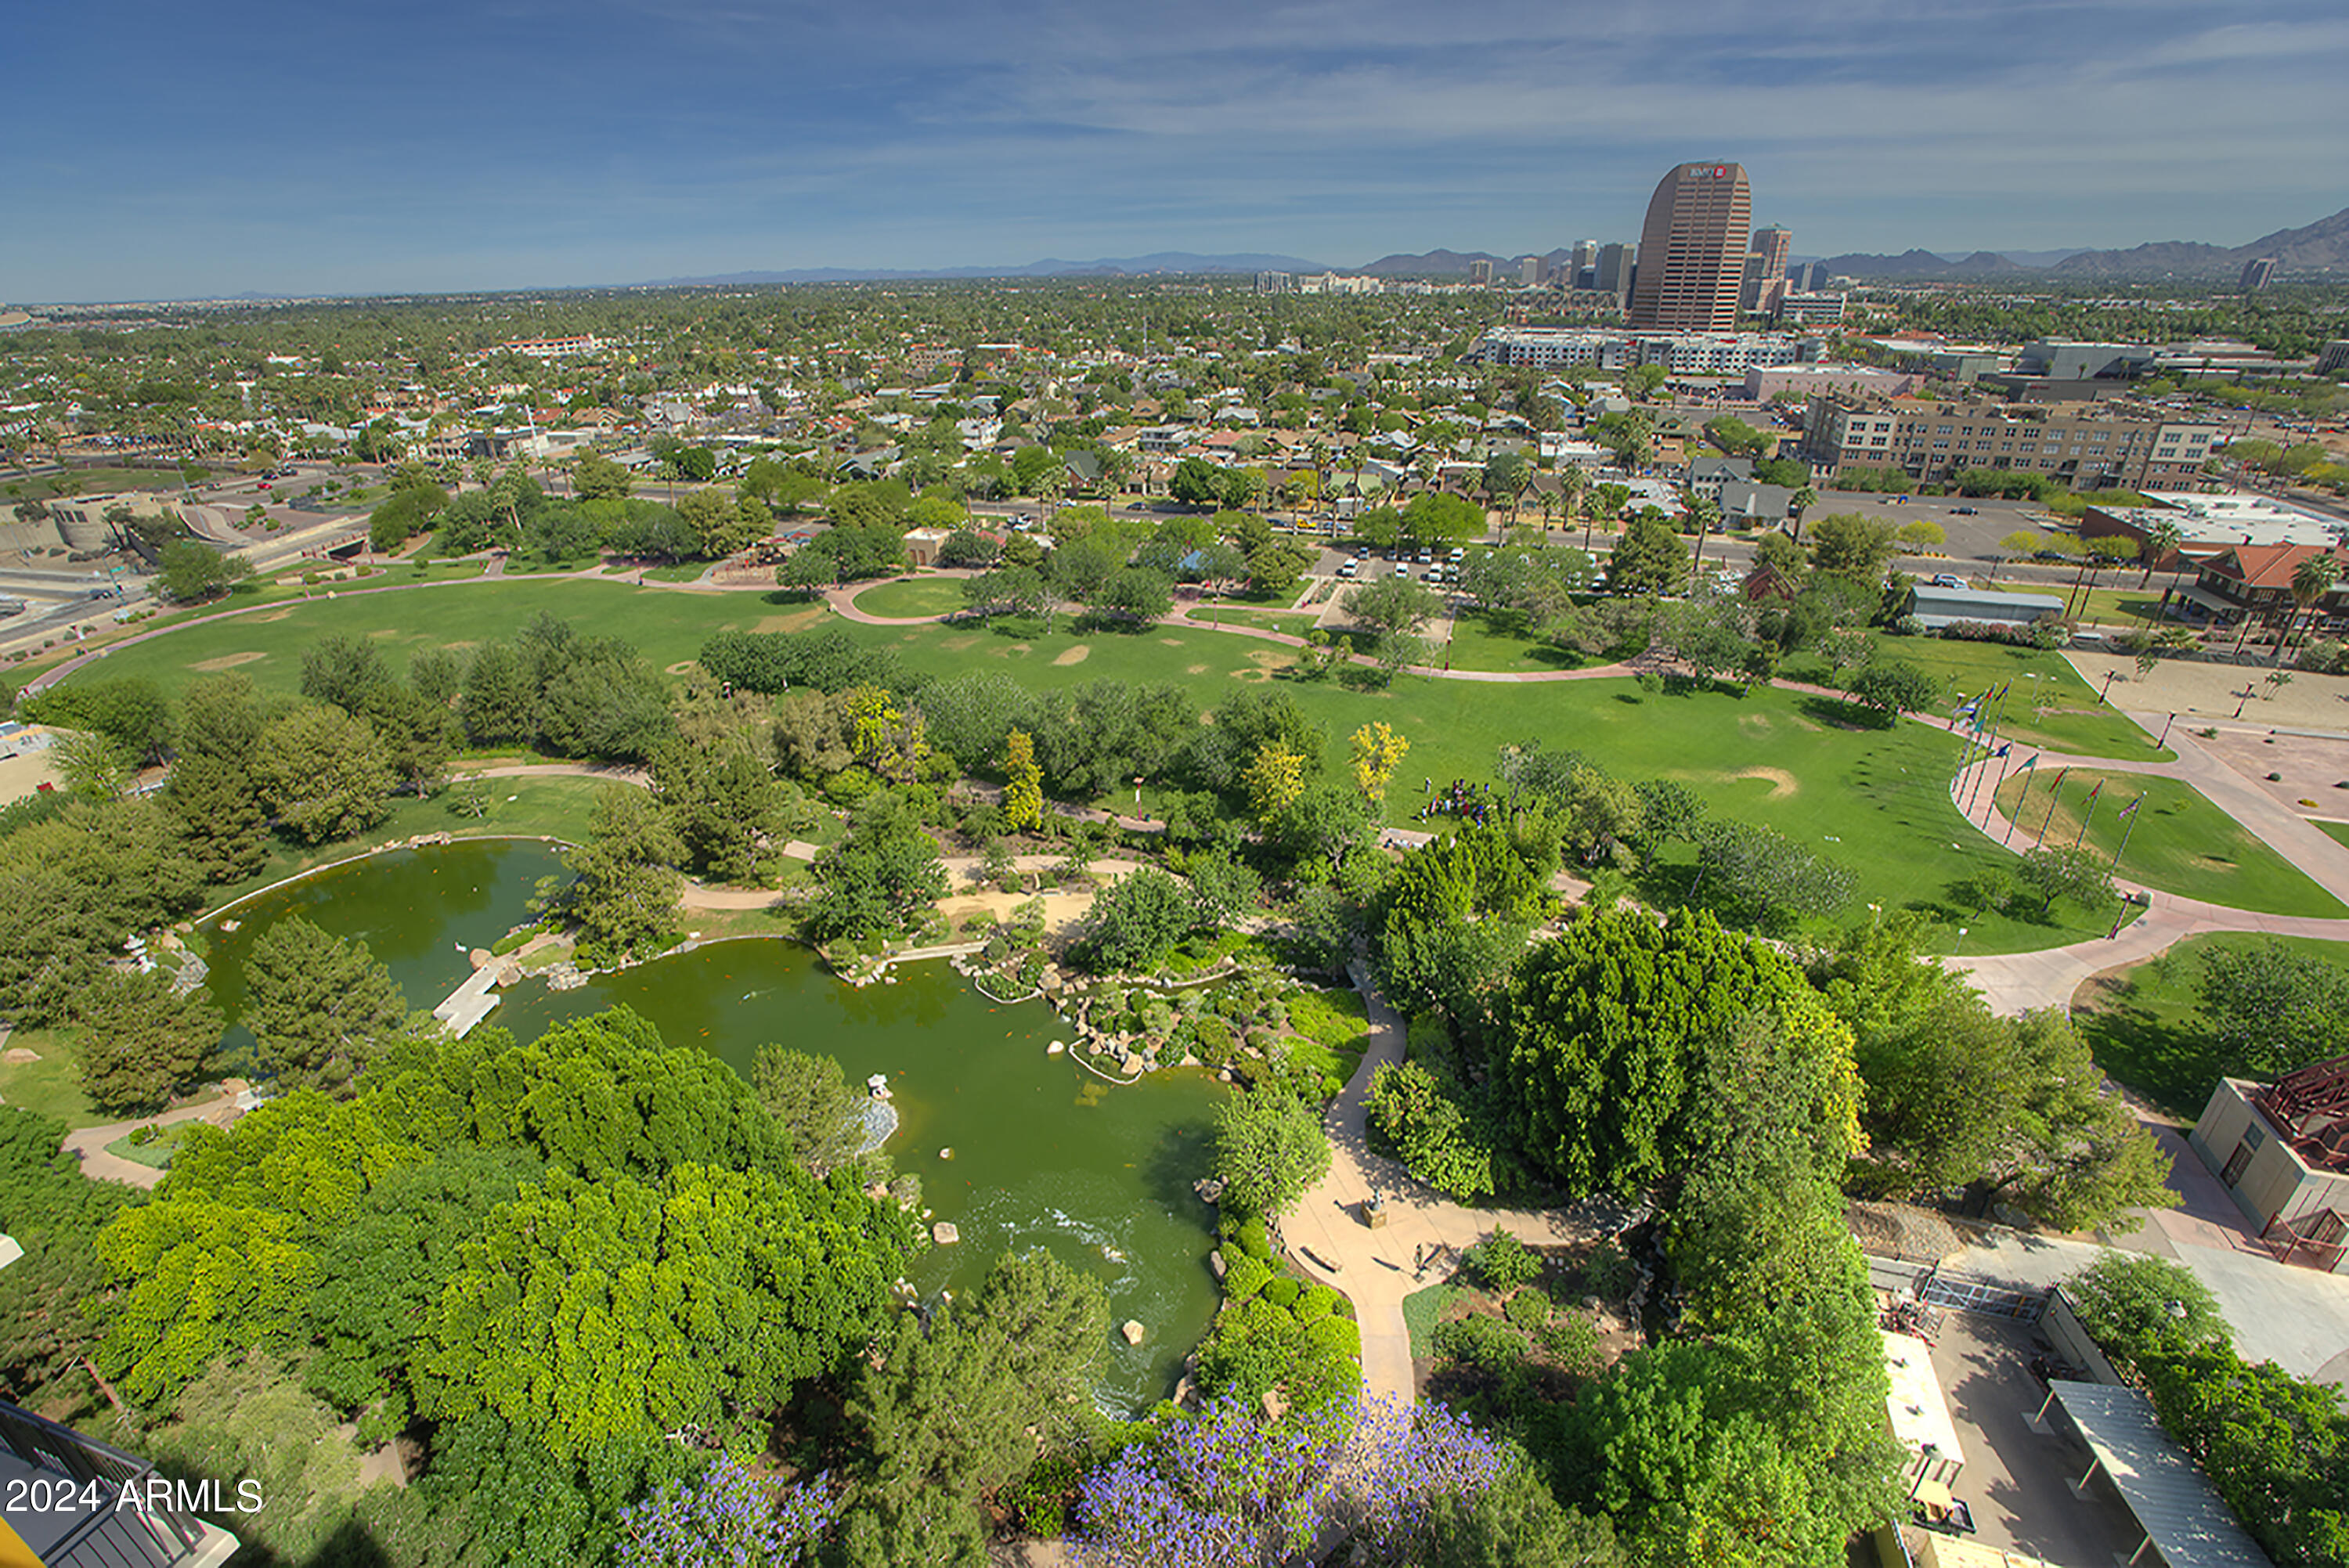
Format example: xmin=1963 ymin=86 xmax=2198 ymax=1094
xmin=9 ymin=0 xmax=2347 ymax=301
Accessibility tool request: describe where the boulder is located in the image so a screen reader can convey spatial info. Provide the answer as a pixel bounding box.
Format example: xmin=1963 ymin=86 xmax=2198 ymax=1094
xmin=1121 ymin=1321 xmax=1146 ymax=1346
xmin=932 ymin=1221 xmax=960 ymax=1245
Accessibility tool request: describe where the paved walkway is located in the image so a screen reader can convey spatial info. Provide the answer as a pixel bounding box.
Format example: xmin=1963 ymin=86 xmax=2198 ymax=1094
xmin=60 ymin=1094 xmax=239 ymax=1190
xmin=1939 ymin=712 xmax=2349 ymax=1013
xmin=1282 ymin=962 xmax=1607 ymax=1406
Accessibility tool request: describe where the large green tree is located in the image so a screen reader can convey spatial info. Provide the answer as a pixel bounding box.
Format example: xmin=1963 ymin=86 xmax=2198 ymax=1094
xmin=70 ymin=968 xmax=225 ymax=1116
xmin=253 ymin=701 xmax=395 ymax=845
xmin=843 ymin=1249 xmax=1109 ymax=1567
xmin=557 ymin=785 xmax=685 ymax=962
xmin=1601 ymin=512 xmax=1687 ymax=597
xmin=242 ymin=915 xmax=413 ymax=1094
xmin=1211 ymin=1087 xmax=1330 ymax=1218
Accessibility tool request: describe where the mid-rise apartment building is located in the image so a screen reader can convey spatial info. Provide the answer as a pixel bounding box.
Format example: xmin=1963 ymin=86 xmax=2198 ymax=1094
xmin=1802 ymin=395 xmax=2221 ymax=488
xmin=1470 ymin=327 xmax=1817 ymax=376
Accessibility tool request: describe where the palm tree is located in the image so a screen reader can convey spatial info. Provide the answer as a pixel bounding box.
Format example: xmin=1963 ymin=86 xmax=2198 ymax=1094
xmin=1557 ymin=464 xmax=1587 ymax=548
xmin=2138 ymin=519 xmax=2183 ymax=589
xmin=1684 ymin=492 xmax=1723 ymax=589
xmin=2281 ymin=552 xmax=2343 ymax=665
xmin=1787 ymin=485 xmax=1817 ymax=543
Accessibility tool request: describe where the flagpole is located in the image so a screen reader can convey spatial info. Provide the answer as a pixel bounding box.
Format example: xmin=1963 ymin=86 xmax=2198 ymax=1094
xmin=1984 ymin=745 xmax=2017 ymax=825
xmin=2069 ymin=783 xmax=2105 ymax=851
xmin=1965 ymin=705 xmax=2004 ymax=816
xmin=2109 ymin=797 xmax=2142 ymax=874
xmin=2004 ymin=756 xmax=2039 ymax=844
xmin=2035 ymin=766 xmax=2069 ymax=849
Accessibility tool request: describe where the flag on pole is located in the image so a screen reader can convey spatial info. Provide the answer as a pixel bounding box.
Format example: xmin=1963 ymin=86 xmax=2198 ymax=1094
xmin=1993 ymin=743 xmax=2011 ymax=759
xmin=2017 ymin=752 xmax=2040 ymax=773
xmin=2083 ymin=780 xmax=2104 ymax=806
xmin=2116 ymin=795 xmax=2139 ymax=819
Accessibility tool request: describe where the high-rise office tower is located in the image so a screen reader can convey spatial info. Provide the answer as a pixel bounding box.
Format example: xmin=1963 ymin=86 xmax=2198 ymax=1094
xmin=1595 ymin=243 xmax=1635 ymax=301
xmin=1748 ymin=222 xmax=1795 ymax=312
xmin=1519 ymin=256 xmax=1543 ymax=286
xmin=1571 ymin=240 xmax=1599 ymax=274
xmin=1627 ymin=162 xmax=1752 ymax=332
xmin=2239 ymin=257 xmax=2279 ymax=292
xmin=1468 ymin=258 xmax=1495 ymax=286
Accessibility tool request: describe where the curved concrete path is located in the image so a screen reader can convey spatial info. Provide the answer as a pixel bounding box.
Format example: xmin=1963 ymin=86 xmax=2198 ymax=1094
xmin=1282 ymin=962 xmax=1610 ymax=1407
xmin=1940 ymin=708 xmax=2349 ymax=1012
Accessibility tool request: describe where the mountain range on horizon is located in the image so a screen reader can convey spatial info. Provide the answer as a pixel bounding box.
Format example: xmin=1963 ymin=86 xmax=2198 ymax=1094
xmin=23 ymin=207 xmax=2349 ymax=306
xmin=631 ymin=205 xmax=2349 ymax=290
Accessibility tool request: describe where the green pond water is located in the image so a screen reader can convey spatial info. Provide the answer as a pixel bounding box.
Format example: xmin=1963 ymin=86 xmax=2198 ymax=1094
xmin=205 ymin=841 xmax=1225 ymax=1411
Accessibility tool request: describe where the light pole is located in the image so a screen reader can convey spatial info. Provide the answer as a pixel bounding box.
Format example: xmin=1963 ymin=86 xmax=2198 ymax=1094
xmin=1953 ymin=926 xmax=1969 ymax=958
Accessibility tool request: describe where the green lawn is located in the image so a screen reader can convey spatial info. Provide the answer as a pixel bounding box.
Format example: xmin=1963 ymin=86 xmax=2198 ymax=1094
xmin=43 ymin=579 xmax=781 ymax=698
xmin=1994 ymin=769 xmax=2346 ymax=917
xmin=1186 ymin=605 xmax=1317 ymax=635
xmin=640 ymin=563 xmax=710 ymax=584
xmin=1402 ymin=1282 xmax=1461 ymax=1359
xmin=104 ymin=1119 xmax=200 ymax=1170
xmin=50 ymin=578 xmax=2214 ymax=952
xmin=853 ymin=617 xmax=2121 ymax=951
xmin=1433 ymin=610 xmax=1602 ymax=676
xmin=2318 ymin=820 xmax=2349 ymax=851
xmin=1 ymin=467 xmax=204 ymax=501
xmin=0 ymin=1025 xmax=92 ymax=1126
xmin=851 ymin=576 xmax=967 ymax=618
xmin=2075 ymin=932 xmax=2349 ymax=1116
xmin=1848 ymin=634 xmax=2173 ymax=759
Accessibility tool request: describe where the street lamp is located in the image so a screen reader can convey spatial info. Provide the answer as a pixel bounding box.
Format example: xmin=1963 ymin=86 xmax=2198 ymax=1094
xmin=1953 ymin=926 xmax=1969 ymax=957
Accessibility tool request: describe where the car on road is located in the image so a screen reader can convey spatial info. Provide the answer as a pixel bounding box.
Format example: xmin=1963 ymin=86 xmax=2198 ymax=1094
xmin=1392 ymin=563 xmax=1411 ymax=579
xmin=257 ymin=481 xmax=271 ymax=490
xmin=1337 ymin=560 xmax=1357 ymax=579
xmin=1929 ymin=574 xmax=1969 ymax=589
xmin=1950 ymin=506 xmax=1979 ymax=514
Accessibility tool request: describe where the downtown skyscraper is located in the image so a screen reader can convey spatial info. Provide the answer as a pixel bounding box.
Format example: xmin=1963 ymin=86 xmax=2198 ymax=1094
xmin=1627 ymin=162 xmax=1752 ymax=333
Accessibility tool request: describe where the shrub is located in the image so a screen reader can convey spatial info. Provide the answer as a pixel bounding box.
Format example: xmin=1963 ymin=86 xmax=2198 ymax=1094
xmin=1222 ymin=1253 xmax=1272 ymax=1302
xmin=1579 ymin=1238 xmax=1634 ymax=1300
xmin=1305 ymin=1315 xmax=1359 ymax=1361
xmin=1001 ymin=1453 xmax=1082 ymax=1537
xmin=1433 ymin=1315 xmax=1530 ymax=1378
xmin=1261 ymin=1275 xmax=1304 ymax=1310
xmin=1191 ymin=1015 xmax=1239 ymax=1070
xmin=1503 ymin=1288 xmax=1553 ymax=1330
xmin=1467 ymin=1228 xmax=1541 ymax=1293
xmin=1539 ymin=1312 xmax=1602 ymax=1376
xmin=1228 ymin=1214 xmax=1274 ymax=1262
xmin=1294 ymin=1284 xmax=1339 ymax=1325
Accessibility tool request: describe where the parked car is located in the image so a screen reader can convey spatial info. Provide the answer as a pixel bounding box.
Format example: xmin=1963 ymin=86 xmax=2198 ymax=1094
xmin=1929 ymin=574 xmax=1968 ymax=589
xmin=1950 ymin=506 xmax=1979 ymax=515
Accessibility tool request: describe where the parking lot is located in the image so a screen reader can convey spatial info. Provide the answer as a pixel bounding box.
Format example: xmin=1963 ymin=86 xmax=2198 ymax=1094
xmin=1329 ymin=541 xmax=1467 ymax=588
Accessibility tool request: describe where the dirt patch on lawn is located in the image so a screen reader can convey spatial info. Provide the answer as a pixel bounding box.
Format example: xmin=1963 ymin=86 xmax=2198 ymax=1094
xmin=251 ymin=608 xmax=297 ymax=623
xmin=939 ymin=634 xmax=980 ymax=652
xmin=753 ymin=610 xmax=824 ymax=633
xmin=1723 ymin=766 xmax=1799 ymax=798
xmin=1243 ymin=648 xmax=1291 ymax=668
xmin=1160 ymin=637 xmax=1185 ymax=647
xmin=1187 ymin=663 xmax=1210 ymax=675
xmin=1736 ymin=713 xmax=1773 ymax=734
xmin=665 ymin=660 xmax=698 ymax=676
xmin=189 ymin=651 xmax=267 ymax=672
xmin=1052 ymin=644 xmax=1092 ymax=666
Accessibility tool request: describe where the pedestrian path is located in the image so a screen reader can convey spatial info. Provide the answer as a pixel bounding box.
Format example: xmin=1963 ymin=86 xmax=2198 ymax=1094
xmin=1943 ymin=708 xmax=2349 ymax=1012
xmin=1282 ymin=961 xmax=1608 ymax=1406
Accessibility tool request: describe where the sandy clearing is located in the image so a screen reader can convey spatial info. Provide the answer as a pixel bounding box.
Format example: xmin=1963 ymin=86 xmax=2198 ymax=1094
xmin=1723 ymin=766 xmax=1799 ymax=798
xmin=189 ymin=651 xmax=266 ymax=672
xmin=754 ymin=610 xmax=824 ymax=633
xmin=1052 ymin=644 xmax=1092 ymax=666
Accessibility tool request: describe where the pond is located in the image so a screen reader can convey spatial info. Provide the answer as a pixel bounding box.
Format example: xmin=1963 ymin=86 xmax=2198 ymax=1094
xmin=204 ymin=841 xmax=1225 ymax=1411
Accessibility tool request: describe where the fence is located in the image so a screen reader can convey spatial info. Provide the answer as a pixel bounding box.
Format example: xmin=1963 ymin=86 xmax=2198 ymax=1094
xmin=1864 ymin=1252 xmax=2051 ymax=1323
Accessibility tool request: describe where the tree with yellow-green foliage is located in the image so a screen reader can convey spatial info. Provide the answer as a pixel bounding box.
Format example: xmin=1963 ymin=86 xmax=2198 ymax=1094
xmin=1243 ymin=741 xmax=1308 ymax=822
xmin=1001 ymin=728 xmax=1043 ymax=833
xmin=1348 ymin=722 xmax=1409 ymax=804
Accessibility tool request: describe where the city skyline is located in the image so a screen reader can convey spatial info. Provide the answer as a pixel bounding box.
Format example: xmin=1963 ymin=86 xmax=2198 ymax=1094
xmin=7 ymin=0 xmax=2346 ymax=301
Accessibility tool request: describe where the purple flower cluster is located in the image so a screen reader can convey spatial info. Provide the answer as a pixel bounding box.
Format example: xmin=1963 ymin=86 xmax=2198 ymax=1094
xmin=616 ymin=1456 xmax=840 ymax=1568
xmin=1070 ymin=1393 xmax=1505 ymax=1568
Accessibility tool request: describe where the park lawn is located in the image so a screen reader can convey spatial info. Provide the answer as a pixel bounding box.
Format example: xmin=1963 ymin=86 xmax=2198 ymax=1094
xmin=1 ymin=467 xmax=203 ymax=501
xmin=105 ymin=1119 xmax=200 ymax=1170
xmin=1993 ymin=769 xmax=2346 ymax=918
xmin=45 ymin=579 xmax=779 ymax=698
xmin=850 ymin=576 xmax=967 ymax=619
xmin=54 ymin=577 xmax=2159 ymax=952
xmin=848 ymin=617 xmax=2120 ymax=951
xmin=1434 ymin=611 xmax=1601 ymax=675
xmin=0 ymin=1025 xmax=93 ymax=1126
xmin=1862 ymin=633 xmax=2173 ymax=759
xmin=1185 ymin=605 xmax=1317 ymax=635
xmin=2074 ymin=931 xmax=2349 ymax=1116
xmin=202 ymin=776 xmax=615 ymax=914
xmin=2317 ymin=821 xmax=2349 ymax=851
xmin=640 ymin=563 xmax=710 ymax=584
